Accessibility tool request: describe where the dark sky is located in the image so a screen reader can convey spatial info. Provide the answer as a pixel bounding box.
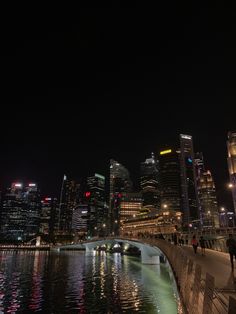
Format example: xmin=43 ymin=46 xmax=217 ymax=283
xmin=1 ymin=4 xmax=236 ymax=208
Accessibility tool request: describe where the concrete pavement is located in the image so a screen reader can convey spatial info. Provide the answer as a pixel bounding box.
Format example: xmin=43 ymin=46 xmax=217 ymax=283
xmin=181 ymin=245 xmax=236 ymax=292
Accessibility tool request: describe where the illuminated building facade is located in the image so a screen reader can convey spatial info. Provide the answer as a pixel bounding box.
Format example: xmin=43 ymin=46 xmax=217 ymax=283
xmin=140 ymin=153 xmax=160 ymax=210
xmin=119 ymin=193 xmax=142 ymax=223
xmin=195 ymin=152 xmax=205 ymax=222
xmin=72 ymin=204 xmax=89 ymax=234
xmin=109 ymin=159 xmax=132 ymax=235
xmin=59 ymin=175 xmax=80 ymax=234
xmin=159 ymin=148 xmax=181 ymax=212
xmin=40 ymin=197 xmax=59 ymax=236
xmin=120 ymin=210 xmax=182 ymax=236
xmin=195 ymin=152 xmax=205 ymax=181
xmin=86 ymin=173 xmax=106 ymax=236
xmin=0 ymin=182 xmax=41 ymax=241
xmin=227 ymin=131 xmax=236 ymax=213
xmin=25 ymin=183 xmax=41 ymax=237
xmin=198 ymin=171 xmax=219 ymax=228
xmin=179 ymin=134 xmax=199 ymax=227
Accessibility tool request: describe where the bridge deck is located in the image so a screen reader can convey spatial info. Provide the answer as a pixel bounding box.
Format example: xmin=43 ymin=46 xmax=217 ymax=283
xmin=181 ymin=245 xmax=236 ymax=292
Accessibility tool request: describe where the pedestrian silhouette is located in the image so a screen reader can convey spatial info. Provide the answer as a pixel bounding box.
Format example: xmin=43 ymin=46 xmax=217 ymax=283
xmin=199 ymin=236 xmax=206 ymax=256
xmin=173 ymin=233 xmax=178 ymax=245
xmin=226 ymin=234 xmax=236 ymax=271
xmin=191 ymin=235 xmax=198 ymax=254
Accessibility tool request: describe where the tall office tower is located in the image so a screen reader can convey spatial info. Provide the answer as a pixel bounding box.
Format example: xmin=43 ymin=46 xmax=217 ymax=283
xmin=0 ymin=183 xmax=26 ymax=241
xmin=119 ymin=192 xmax=142 ymax=223
xmin=195 ymin=152 xmax=205 ymax=180
xmin=72 ymin=204 xmax=89 ymax=236
xmin=0 ymin=182 xmax=41 ymax=241
xmin=40 ymin=197 xmax=59 ymax=236
xmin=24 ymin=183 xmax=41 ymax=237
xmin=140 ymin=153 xmax=160 ymax=210
xmin=59 ymin=175 xmax=80 ymax=234
xmin=227 ymin=132 xmax=236 ymax=213
xmin=198 ymin=170 xmax=219 ymax=228
xmin=194 ymin=152 xmax=205 ymax=223
xmin=109 ymin=159 xmax=133 ymax=235
xmin=179 ymin=134 xmax=199 ymax=227
xmin=159 ymin=148 xmax=181 ymax=212
xmin=86 ymin=173 xmax=106 ymax=236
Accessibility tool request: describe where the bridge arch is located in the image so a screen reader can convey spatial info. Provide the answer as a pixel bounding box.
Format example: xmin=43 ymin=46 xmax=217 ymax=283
xmin=55 ymin=238 xmax=165 ymax=265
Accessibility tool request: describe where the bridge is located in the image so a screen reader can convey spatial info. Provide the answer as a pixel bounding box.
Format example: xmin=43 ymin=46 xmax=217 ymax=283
xmin=53 ymin=236 xmax=236 ymax=313
xmin=53 ymin=237 xmax=164 ymax=264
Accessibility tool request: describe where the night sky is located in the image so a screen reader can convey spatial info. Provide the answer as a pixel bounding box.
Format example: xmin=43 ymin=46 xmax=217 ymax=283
xmin=1 ymin=4 xmax=236 ymax=209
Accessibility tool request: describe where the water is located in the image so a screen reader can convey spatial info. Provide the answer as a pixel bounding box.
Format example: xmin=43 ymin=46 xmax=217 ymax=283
xmin=0 ymin=250 xmax=179 ymax=313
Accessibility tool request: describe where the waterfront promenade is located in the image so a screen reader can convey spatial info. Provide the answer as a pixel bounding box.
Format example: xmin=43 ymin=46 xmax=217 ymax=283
xmin=141 ymin=238 xmax=236 ymax=313
xmin=181 ymin=245 xmax=236 ymax=292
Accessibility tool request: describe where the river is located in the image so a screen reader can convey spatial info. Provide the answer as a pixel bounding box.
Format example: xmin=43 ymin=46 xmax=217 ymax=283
xmin=0 ymin=250 xmax=179 ymax=313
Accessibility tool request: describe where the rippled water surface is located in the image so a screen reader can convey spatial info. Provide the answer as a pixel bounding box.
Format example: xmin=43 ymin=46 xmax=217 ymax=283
xmin=0 ymin=250 xmax=178 ymax=313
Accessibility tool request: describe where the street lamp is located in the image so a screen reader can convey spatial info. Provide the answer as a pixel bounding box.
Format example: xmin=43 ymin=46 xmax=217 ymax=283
xmin=94 ymin=226 xmax=97 ymax=237
xmin=219 ymin=207 xmax=226 ymax=228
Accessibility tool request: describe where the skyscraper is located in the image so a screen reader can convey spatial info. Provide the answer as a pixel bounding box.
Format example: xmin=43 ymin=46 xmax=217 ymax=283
xmin=40 ymin=197 xmax=59 ymax=237
xmin=194 ymin=152 xmax=205 ymax=223
xmin=179 ymin=134 xmax=199 ymax=227
xmin=86 ymin=173 xmax=106 ymax=236
xmin=72 ymin=204 xmax=89 ymax=237
xmin=159 ymin=148 xmax=181 ymax=212
xmin=140 ymin=153 xmax=160 ymax=210
xmin=109 ymin=159 xmax=132 ymax=235
xmin=24 ymin=183 xmax=41 ymax=237
xmin=59 ymin=176 xmax=80 ymax=234
xmin=195 ymin=152 xmax=205 ymax=181
xmin=227 ymin=131 xmax=236 ymax=213
xmin=1 ymin=183 xmax=26 ymax=241
xmin=198 ymin=170 xmax=219 ymax=228
xmin=0 ymin=182 xmax=41 ymax=242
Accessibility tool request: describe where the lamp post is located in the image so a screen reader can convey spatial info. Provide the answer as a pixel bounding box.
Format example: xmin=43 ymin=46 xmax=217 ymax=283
xmin=94 ymin=226 xmax=98 ymax=237
xmin=102 ymin=223 xmax=106 ymax=237
xmin=220 ymin=207 xmax=226 ymax=228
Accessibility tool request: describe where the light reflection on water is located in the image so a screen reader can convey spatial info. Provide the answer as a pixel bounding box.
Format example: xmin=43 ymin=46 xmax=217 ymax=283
xmin=0 ymin=250 xmax=178 ymax=313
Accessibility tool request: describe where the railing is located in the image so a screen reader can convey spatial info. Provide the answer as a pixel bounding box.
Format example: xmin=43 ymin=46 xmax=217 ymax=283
xmin=141 ymin=238 xmax=236 ymax=314
xmin=0 ymin=244 xmax=50 ymax=249
xmin=163 ymin=233 xmax=231 ymax=253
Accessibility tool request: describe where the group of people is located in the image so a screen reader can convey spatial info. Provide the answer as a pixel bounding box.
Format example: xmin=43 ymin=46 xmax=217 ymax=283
xmin=191 ymin=235 xmax=206 ymax=255
xmin=191 ymin=233 xmax=236 ymax=271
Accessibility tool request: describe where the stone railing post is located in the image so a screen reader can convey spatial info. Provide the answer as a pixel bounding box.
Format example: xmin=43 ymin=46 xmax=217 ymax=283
xmin=191 ymin=264 xmax=202 ymax=314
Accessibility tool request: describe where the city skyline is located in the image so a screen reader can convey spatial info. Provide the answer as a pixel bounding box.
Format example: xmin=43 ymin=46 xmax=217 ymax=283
xmin=0 ymin=131 xmax=235 ymax=212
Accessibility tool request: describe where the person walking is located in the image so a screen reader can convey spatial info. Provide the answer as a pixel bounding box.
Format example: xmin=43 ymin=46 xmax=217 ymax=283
xmin=226 ymin=234 xmax=236 ymax=271
xmin=199 ymin=236 xmax=206 ymax=256
xmin=191 ymin=235 xmax=198 ymax=254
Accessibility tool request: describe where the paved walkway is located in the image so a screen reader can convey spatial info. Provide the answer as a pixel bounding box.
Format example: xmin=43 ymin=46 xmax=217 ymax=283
xmin=181 ymin=245 xmax=236 ymax=292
